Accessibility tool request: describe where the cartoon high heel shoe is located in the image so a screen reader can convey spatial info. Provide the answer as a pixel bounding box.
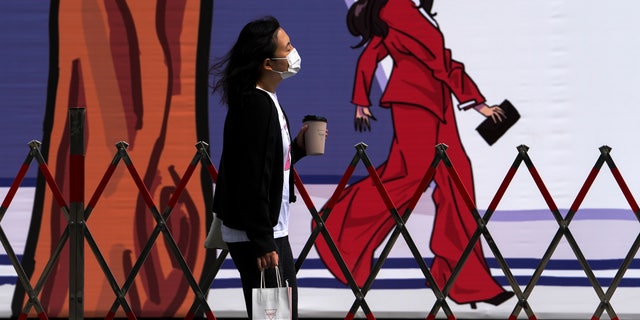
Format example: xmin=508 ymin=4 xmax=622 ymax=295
xmin=469 ymin=291 xmax=515 ymax=309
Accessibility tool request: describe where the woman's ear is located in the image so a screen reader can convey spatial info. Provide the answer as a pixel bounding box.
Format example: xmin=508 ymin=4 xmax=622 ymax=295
xmin=261 ymin=58 xmax=273 ymax=72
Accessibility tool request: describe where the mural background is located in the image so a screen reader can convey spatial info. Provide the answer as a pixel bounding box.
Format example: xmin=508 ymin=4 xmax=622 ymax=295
xmin=1 ymin=0 xmax=640 ymax=318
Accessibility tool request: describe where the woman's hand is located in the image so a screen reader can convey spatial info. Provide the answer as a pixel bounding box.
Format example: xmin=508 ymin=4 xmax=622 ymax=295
xmin=295 ymin=124 xmax=309 ymax=150
xmin=257 ymin=251 xmax=279 ymax=271
xmin=354 ymin=105 xmax=377 ymax=132
xmin=477 ymin=103 xmax=506 ymax=123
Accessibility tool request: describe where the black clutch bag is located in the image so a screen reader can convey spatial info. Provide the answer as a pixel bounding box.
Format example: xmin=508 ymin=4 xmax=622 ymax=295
xmin=476 ymin=99 xmax=520 ymax=146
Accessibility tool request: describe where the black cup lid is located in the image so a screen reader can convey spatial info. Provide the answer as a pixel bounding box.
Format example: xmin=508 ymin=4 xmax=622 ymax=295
xmin=303 ymin=114 xmax=327 ymax=122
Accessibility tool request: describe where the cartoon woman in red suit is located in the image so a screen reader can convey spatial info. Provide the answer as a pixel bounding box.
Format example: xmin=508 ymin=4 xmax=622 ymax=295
xmin=315 ymin=0 xmax=513 ymax=307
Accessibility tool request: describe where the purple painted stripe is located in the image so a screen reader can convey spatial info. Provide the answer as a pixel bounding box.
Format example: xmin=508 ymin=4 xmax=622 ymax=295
xmin=488 ymin=208 xmax=638 ymax=221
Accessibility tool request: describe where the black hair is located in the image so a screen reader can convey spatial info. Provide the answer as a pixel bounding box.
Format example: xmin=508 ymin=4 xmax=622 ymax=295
xmin=347 ymin=0 xmax=435 ymax=48
xmin=419 ymin=0 xmax=435 ymax=15
xmin=346 ymin=0 xmax=389 ymax=48
xmin=210 ymin=16 xmax=280 ymax=107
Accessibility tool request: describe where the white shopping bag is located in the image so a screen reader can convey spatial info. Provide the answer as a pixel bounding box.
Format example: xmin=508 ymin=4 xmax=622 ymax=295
xmin=252 ymin=266 xmax=292 ymax=320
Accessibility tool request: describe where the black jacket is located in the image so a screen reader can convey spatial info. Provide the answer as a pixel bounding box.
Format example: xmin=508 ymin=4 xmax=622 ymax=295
xmin=212 ymin=88 xmax=305 ymax=256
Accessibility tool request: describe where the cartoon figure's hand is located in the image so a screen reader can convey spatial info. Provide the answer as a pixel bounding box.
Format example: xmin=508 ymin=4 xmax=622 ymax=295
xmin=477 ymin=104 xmax=506 ymax=123
xmin=354 ymin=105 xmax=377 ymax=132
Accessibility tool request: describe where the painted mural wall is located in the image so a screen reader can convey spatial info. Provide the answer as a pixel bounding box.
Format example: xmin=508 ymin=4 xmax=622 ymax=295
xmin=1 ymin=0 xmax=640 ymax=318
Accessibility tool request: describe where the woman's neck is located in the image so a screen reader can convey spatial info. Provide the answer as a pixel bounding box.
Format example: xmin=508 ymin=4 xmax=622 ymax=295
xmin=256 ymin=71 xmax=281 ymax=93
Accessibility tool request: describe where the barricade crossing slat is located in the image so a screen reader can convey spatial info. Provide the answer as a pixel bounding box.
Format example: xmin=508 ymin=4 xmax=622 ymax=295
xmin=296 ymin=143 xmax=377 ymax=318
xmin=105 ymin=142 xmax=215 ymax=320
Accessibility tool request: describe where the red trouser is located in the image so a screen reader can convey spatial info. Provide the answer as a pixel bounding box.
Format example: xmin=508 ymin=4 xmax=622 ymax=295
xmin=315 ymin=103 xmax=505 ymax=304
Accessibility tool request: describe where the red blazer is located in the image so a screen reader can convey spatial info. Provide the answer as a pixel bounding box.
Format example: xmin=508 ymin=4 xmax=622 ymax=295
xmin=352 ymin=0 xmax=485 ymax=122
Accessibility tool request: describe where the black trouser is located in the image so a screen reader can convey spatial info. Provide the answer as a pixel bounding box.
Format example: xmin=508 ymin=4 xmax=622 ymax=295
xmin=227 ymin=236 xmax=298 ymax=319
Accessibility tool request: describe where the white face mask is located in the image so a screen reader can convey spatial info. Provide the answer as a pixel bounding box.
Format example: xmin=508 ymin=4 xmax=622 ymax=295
xmin=270 ymin=48 xmax=301 ymax=79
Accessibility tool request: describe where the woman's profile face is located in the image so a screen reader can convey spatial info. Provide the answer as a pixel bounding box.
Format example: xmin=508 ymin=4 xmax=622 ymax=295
xmin=270 ymin=28 xmax=294 ymax=70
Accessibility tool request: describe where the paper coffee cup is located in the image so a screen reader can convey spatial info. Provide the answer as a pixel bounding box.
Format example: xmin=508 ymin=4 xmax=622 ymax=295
xmin=303 ymin=115 xmax=327 ymax=155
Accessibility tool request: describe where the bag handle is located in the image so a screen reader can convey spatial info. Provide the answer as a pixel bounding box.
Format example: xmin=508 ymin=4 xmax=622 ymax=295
xmin=260 ymin=265 xmax=284 ymax=289
xmin=257 ymin=266 xmax=287 ymax=304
